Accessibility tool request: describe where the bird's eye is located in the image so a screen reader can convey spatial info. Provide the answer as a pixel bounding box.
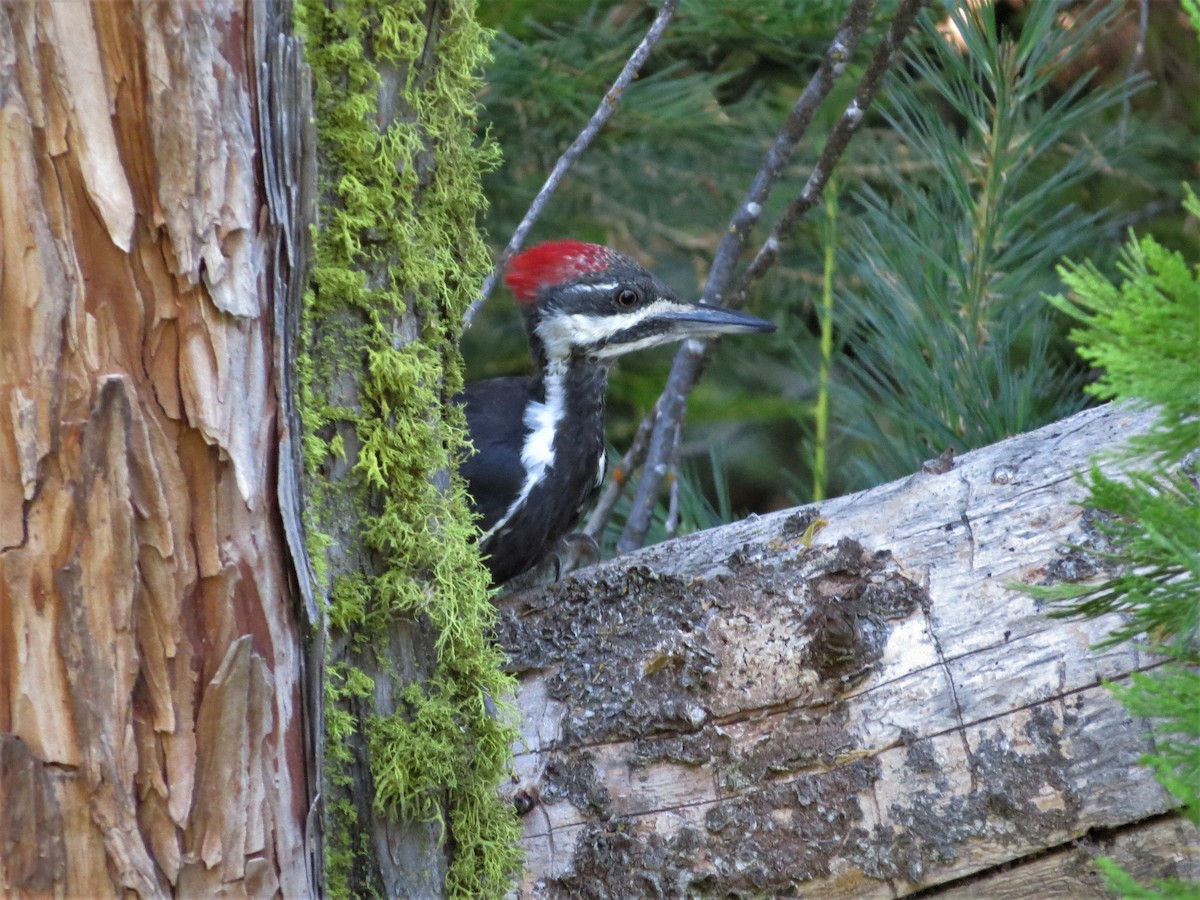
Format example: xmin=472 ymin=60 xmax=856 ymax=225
xmin=615 ymin=288 xmax=639 ymax=308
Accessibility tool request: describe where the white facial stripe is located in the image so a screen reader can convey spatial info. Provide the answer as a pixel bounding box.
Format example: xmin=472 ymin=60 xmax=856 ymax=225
xmin=558 ymin=281 xmax=620 ymax=297
xmin=591 ymin=333 xmax=677 ymax=359
xmin=481 ymin=360 xmax=567 ymax=541
xmin=535 ymin=299 xmax=685 ymax=360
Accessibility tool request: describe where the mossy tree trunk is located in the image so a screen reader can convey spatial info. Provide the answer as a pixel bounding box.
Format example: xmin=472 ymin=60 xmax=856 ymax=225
xmin=297 ymin=0 xmax=520 ymax=897
xmin=0 ymin=0 xmax=316 ymax=896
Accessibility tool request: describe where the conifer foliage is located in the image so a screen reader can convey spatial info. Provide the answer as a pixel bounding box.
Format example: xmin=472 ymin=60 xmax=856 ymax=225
xmin=1043 ymin=187 xmax=1199 ymax=899
xmin=834 ymin=2 xmax=1138 ymax=487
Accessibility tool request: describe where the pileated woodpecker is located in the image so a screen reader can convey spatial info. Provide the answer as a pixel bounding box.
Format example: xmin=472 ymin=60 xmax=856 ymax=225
xmin=461 ymin=240 xmax=775 ymax=585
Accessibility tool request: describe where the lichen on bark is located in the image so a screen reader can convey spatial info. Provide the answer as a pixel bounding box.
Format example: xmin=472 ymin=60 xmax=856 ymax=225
xmin=294 ymin=0 xmax=519 ymax=895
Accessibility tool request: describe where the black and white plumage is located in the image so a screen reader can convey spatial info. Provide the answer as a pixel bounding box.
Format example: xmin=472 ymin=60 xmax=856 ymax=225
xmin=460 ymin=241 xmax=775 ymax=586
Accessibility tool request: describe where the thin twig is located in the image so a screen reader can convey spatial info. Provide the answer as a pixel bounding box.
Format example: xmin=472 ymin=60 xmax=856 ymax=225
xmin=463 ymin=0 xmax=681 ymax=327
xmin=1118 ymin=0 xmax=1149 ymax=141
xmin=700 ymin=0 xmax=879 ymax=308
xmin=617 ymin=0 xmax=928 ymax=554
xmin=664 ymin=426 xmax=683 ymax=540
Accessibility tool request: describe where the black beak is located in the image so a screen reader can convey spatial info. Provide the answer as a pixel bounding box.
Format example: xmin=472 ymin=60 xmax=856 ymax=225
xmin=656 ymin=302 xmax=777 ymax=336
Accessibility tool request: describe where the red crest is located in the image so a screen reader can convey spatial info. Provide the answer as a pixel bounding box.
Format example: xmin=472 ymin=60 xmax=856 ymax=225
xmin=504 ymin=241 xmax=621 ymax=304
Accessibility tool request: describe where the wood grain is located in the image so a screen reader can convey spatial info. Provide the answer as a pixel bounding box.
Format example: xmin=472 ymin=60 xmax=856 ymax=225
xmin=501 ymin=403 xmax=1196 ymax=897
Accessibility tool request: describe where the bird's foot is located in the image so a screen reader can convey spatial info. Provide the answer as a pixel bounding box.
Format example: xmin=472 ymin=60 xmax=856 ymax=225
xmin=556 ymin=532 xmax=600 ymax=577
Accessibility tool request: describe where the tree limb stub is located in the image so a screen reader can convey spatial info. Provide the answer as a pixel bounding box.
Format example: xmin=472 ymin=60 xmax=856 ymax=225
xmin=500 ymin=403 xmax=1198 ymax=897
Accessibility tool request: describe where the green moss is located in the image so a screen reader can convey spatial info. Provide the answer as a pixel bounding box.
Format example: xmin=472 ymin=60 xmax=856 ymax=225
xmin=368 ymin=679 xmax=525 ymax=894
xmin=324 ymin=664 xmax=379 ymax=898
xmin=295 ymin=0 xmax=520 ymax=896
xmin=328 ymin=574 xmax=369 ymax=638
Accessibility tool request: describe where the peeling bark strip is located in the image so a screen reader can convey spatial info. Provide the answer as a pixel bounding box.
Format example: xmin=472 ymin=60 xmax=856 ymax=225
xmin=502 ymin=404 xmax=1200 ymax=897
xmin=0 ymin=2 xmax=312 ymax=896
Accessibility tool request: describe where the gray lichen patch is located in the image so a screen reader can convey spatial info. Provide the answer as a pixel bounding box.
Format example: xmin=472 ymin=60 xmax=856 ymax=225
xmin=534 ymin=696 xmax=1098 ymax=897
xmin=630 ymin=724 xmax=733 ymax=770
xmin=716 ymin=704 xmax=857 ymax=791
xmin=507 ymin=406 xmax=1184 ymax=897
xmin=624 ymin=702 xmax=855 ymax=794
xmin=499 ymin=537 xmax=927 ymax=747
xmin=540 ymin=753 xmax=611 ymax=820
xmin=1037 ymin=506 xmax=1123 ymax=586
xmin=853 ymin=704 xmax=1084 ymax=887
xmin=552 ymin=758 xmax=881 ymax=899
xmin=499 ymin=563 xmax=719 ymax=746
xmin=502 ymin=537 xmax=929 ymax=895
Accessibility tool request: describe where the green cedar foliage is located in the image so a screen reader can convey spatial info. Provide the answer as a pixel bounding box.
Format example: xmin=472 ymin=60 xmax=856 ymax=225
xmin=1042 ymin=28 xmax=1200 ymax=880
xmin=1044 ymin=187 xmax=1199 ymax=897
xmin=1054 ymin=224 xmax=1200 ymax=466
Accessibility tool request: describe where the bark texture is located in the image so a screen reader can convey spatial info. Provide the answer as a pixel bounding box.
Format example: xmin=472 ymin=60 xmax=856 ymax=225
xmin=501 ymin=403 xmax=1199 ymax=897
xmin=0 ymin=1 xmax=313 ymax=895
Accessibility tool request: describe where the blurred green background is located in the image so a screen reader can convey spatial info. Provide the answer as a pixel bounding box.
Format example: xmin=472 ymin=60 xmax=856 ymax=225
xmin=463 ymin=0 xmax=1199 ymax=541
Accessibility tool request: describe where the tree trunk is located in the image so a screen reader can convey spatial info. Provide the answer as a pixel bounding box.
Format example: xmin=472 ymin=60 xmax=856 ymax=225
xmin=0 ymin=1 xmax=316 ymax=895
xmin=501 ymin=403 xmax=1200 ymax=897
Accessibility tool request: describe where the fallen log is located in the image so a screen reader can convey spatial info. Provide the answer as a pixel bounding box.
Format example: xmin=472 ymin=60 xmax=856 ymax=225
xmin=499 ymin=402 xmax=1199 ymax=897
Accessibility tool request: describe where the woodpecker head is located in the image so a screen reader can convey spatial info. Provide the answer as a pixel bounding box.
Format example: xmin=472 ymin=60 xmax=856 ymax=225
xmin=505 ymin=240 xmax=775 ymax=364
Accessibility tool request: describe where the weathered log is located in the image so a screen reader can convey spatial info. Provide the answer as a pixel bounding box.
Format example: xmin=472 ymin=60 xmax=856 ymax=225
xmin=501 ymin=403 xmax=1198 ymax=897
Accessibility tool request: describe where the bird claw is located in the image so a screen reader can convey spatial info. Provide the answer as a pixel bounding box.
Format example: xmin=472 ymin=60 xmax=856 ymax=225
xmin=556 ymin=532 xmax=600 ymax=576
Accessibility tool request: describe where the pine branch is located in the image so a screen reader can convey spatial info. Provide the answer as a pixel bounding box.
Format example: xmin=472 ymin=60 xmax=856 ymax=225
xmin=615 ymin=0 xmax=927 ymax=554
xmin=833 ymin=1 xmax=1137 ymax=488
xmin=463 ymin=0 xmax=680 ymax=327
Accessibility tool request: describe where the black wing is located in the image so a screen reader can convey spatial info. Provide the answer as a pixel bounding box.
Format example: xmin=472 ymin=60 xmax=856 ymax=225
xmin=458 ymin=375 xmax=536 ymax=532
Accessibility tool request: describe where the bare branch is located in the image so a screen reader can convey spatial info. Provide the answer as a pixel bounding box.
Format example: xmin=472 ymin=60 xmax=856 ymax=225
xmin=731 ymin=0 xmax=927 ymax=303
xmin=616 ymin=339 xmax=702 ymax=554
xmin=700 ymin=0 xmax=879 ymax=308
xmin=617 ymin=0 xmax=928 ymax=554
xmin=463 ymin=0 xmax=681 ymax=327
xmin=1118 ymin=0 xmax=1149 ymax=140
xmin=609 ymin=0 xmax=881 ymax=554
xmin=663 ymin=426 xmax=683 ymax=540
